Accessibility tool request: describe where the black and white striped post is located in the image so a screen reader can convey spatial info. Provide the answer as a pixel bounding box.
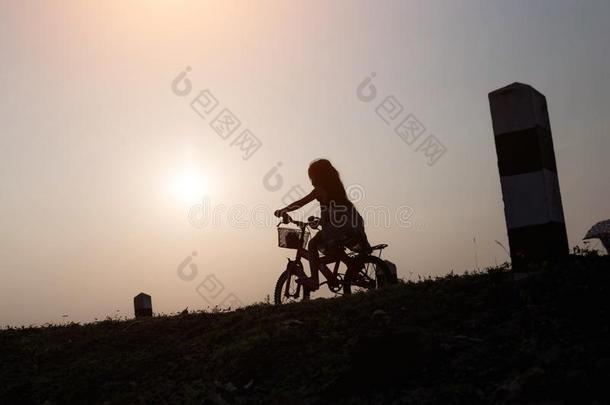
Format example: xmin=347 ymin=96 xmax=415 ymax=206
xmin=488 ymin=82 xmax=569 ymax=268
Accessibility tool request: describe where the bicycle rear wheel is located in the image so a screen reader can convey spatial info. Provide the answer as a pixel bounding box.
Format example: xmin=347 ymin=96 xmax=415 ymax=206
xmin=343 ymin=255 xmax=391 ymax=295
xmin=274 ymin=270 xmax=310 ymax=305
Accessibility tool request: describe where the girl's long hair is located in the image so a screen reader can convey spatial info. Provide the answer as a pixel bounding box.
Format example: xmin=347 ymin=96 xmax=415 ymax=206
xmin=308 ymin=159 xmax=348 ymax=202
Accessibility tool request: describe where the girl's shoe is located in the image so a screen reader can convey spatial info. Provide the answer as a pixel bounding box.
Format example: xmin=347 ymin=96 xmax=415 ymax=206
xmin=296 ymin=277 xmax=318 ymax=291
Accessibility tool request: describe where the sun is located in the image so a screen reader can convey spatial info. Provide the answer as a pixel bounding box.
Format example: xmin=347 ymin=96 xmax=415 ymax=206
xmin=168 ymin=168 xmax=208 ymax=205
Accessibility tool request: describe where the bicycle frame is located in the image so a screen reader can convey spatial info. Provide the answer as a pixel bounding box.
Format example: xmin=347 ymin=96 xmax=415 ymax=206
xmin=288 ymin=222 xmax=358 ymax=286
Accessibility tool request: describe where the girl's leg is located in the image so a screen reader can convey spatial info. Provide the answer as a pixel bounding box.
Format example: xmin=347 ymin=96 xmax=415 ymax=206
xmin=306 ymin=233 xmax=321 ymax=288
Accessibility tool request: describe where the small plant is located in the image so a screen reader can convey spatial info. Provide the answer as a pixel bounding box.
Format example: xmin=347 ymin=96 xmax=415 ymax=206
xmin=486 ymin=261 xmax=511 ymax=274
xmin=572 ymin=242 xmax=601 ymax=257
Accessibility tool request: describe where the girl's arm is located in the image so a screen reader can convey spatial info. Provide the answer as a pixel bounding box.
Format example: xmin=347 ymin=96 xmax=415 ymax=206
xmin=275 ymin=189 xmax=317 ymax=216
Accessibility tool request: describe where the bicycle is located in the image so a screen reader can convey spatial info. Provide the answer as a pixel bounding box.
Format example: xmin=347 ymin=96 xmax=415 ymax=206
xmin=274 ymin=213 xmax=396 ymax=305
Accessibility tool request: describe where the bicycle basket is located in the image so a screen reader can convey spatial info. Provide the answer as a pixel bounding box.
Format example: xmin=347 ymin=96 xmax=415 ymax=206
xmin=277 ymin=226 xmax=310 ymax=249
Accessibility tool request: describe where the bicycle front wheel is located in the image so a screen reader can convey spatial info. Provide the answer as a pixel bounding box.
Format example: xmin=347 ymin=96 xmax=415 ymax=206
xmin=274 ymin=270 xmax=310 ymax=305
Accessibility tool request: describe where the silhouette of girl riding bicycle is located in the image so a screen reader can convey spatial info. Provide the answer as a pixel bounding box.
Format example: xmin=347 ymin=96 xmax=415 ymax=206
xmin=274 ymin=159 xmax=395 ymax=304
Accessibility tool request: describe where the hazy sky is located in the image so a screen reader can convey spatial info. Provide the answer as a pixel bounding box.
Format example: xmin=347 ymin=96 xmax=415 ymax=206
xmin=1 ymin=0 xmax=609 ymax=326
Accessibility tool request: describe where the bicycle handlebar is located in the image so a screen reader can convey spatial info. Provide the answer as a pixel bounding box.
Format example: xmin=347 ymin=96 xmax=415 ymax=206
xmin=279 ymin=213 xmax=319 ymax=229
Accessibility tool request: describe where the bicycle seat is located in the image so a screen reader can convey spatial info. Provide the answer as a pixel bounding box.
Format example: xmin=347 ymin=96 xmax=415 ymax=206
xmin=350 ymin=243 xmax=388 ymax=254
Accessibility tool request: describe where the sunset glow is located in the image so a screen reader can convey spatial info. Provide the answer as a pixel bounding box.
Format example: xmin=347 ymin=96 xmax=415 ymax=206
xmin=168 ymin=168 xmax=208 ymax=205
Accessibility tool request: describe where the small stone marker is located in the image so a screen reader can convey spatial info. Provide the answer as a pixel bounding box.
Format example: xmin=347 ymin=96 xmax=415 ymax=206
xmin=488 ymin=83 xmax=569 ymax=268
xmin=134 ymin=292 xmax=152 ymax=318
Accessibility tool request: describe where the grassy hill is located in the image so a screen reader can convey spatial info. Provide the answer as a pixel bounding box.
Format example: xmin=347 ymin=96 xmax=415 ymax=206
xmin=1 ymin=255 xmax=609 ymax=404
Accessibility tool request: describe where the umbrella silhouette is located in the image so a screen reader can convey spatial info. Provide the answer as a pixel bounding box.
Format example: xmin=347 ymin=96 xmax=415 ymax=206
xmin=583 ymin=219 xmax=610 ymax=253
